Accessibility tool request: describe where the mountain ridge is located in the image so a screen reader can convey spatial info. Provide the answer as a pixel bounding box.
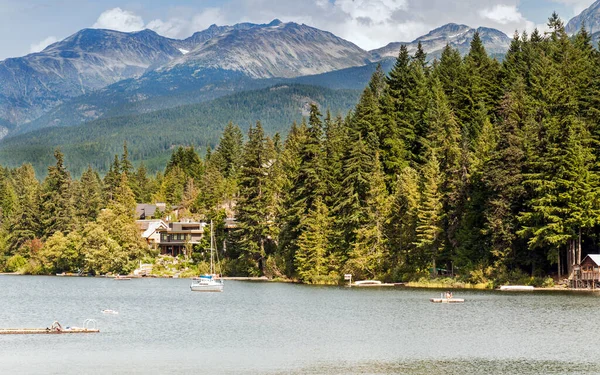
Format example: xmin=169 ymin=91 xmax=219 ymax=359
xmin=160 ymin=21 xmax=372 ymax=79
xmin=370 ymin=23 xmax=511 ymax=60
xmin=0 ymin=19 xmax=371 ymax=131
xmin=565 ymin=0 xmax=600 ymax=34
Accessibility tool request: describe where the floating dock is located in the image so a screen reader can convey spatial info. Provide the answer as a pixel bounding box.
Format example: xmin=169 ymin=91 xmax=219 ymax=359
xmin=0 ymin=327 xmax=99 ymax=334
xmin=0 ymin=319 xmax=99 ymax=334
xmin=430 ymin=298 xmax=465 ymax=303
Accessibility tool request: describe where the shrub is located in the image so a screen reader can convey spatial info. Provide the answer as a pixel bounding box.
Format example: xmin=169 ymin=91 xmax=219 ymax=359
xmin=6 ymin=255 xmax=27 ymax=273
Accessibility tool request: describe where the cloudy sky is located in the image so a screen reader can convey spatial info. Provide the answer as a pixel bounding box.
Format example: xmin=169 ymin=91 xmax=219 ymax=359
xmin=0 ymin=0 xmax=595 ymax=60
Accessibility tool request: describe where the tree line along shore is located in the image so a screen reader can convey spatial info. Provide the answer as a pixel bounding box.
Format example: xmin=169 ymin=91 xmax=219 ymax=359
xmin=0 ymin=13 xmax=598 ymax=288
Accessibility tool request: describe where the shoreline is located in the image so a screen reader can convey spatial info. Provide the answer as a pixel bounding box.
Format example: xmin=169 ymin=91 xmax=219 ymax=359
xmin=3 ymin=273 xmax=599 ymax=292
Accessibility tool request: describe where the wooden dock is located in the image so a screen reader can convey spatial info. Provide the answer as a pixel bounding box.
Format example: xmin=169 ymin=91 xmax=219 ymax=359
xmin=351 ymin=282 xmax=397 ymax=287
xmin=0 ymin=328 xmax=99 ymax=334
xmin=0 ymin=319 xmax=99 ymax=334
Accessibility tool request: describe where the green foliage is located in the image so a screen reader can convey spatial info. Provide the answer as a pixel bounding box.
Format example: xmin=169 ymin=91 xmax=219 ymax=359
xmin=6 ymin=254 xmax=27 ymax=272
xmin=1 ymin=12 xmax=600 ymax=285
xmin=295 ymin=198 xmax=337 ymax=284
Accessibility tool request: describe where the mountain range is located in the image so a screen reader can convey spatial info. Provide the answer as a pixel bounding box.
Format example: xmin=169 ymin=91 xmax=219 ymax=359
xmin=1 ymin=1 xmax=600 ymax=173
xmin=0 ymin=19 xmax=509 ymax=137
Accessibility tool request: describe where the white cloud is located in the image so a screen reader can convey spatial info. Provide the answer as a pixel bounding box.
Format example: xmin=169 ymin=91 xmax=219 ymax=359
xmin=29 ymin=36 xmax=58 ymax=53
xmin=85 ymin=0 xmax=543 ymax=51
xmin=190 ymin=8 xmax=227 ymax=32
xmin=146 ymin=18 xmax=187 ymax=38
xmin=92 ymin=7 xmax=145 ymax=32
xmin=336 ymin=0 xmax=408 ymax=24
xmin=550 ymin=0 xmax=596 ymax=15
xmin=479 ymin=5 xmax=525 ymax=25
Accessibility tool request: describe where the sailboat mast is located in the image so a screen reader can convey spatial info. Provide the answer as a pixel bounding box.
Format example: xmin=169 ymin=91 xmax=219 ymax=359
xmin=210 ymin=220 xmax=214 ymax=275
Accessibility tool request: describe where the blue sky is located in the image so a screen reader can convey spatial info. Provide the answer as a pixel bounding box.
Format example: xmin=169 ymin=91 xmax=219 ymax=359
xmin=0 ymin=0 xmax=595 ymax=60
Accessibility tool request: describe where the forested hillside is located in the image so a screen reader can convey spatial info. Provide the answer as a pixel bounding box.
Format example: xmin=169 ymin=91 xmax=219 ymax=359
xmin=0 ymin=84 xmax=360 ymax=177
xmin=1 ymin=14 xmax=599 ymax=286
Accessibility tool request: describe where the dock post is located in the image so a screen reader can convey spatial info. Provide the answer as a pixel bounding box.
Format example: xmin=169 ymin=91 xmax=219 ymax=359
xmin=344 ymin=274 xmax=352 ymax=287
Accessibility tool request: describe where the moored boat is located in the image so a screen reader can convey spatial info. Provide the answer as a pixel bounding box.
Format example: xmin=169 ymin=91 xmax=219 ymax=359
xmin=190 ymin=220 xmax=224 ymax=292
xmin=430 ymin=298 xmax=465 ymax=303
xmin=190 ymin=274 xmax=224 ymax=292
xmin=354 ymin=280 xmax=382 ymax=285
xmin=499 ymin=285 xmax=534 ymax=291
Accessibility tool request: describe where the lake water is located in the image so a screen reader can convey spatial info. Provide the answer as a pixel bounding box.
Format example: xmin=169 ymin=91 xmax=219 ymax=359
xmin=0 ymin=276 xmax=599 ymax=374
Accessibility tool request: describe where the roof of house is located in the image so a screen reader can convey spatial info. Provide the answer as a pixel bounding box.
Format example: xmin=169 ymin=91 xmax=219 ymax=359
xmin=135 ymin=204 xmax=166 ymax=219
xmin=143 ymin=221 xmax=168 ymax=239
xmin=135 ymin=219 xmax=168 ymax=238
xmin=583 ymin=254 xmax=600 ymax=266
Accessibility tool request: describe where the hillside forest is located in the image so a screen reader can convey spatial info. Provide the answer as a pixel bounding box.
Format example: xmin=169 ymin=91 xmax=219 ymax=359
xmin=0 ymin=14 xmax=598 ymax=286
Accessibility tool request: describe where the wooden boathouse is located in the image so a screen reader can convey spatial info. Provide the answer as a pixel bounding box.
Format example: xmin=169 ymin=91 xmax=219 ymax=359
xmin=569 ymin=254 xmax=600 ymax=289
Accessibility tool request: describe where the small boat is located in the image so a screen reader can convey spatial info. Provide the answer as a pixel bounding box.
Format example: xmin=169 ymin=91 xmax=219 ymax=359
xmin=354 ymin=280 xmax=382 ymax=286
xmin=499 ymin=285 xmax=534 ymax=291
xmin=430 ymin=298 xmax=465 ymax=303
xmin=101 ymin=309 xmax=118 ymax=315
xmin=190 ymin=274 xmax=224 ymax=292
xmin=190 ymin=221 xmax=224 ymax=292
xmin=351 ymin=280 xmax=395 ymax=287
xmin=114 ymin=275 xmax=131 ymax=280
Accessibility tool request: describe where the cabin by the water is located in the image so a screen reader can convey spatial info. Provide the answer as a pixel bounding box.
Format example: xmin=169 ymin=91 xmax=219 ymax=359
xmin=570 ymin=254 xmax=600 ymax=289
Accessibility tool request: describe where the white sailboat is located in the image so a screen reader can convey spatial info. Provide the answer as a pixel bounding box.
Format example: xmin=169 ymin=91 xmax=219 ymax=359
xmin=190 ymin=221 xmax=224 ymax=292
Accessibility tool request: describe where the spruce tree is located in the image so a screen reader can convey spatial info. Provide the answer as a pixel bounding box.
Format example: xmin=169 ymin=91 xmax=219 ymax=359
xmin=7 ymin=165 xmax=40 ymax=253
xmin=72 ymin=166 xmax=103 ymax=228
xmin=103 ymin=155 xmax=121 ymax=201
xmin=482 ymin=79 xmax=528 ymax=271
xmin=121 ymin=141 xmax=133 ymax=177
xmin=212 ymin=122 xmax=244 ymax=179
xmin=414 ymin=150 xmax=444 ymax=274
xmin=334 ymin=134 xmax=373 ymax=251
xmin=388 ymin=166 xmax=420 ymax=272
xmin=39 ymin=149 xmax=73 ymax=239
xmin=279 ymin=105 xmax=327 ymax=275
xmin=346 ymin=154 xmax=390 ymax=280
xmin=295 ymin=198 xmax=334 ymax=284
xmin=235 ymin=122 xmax=272 ymax=275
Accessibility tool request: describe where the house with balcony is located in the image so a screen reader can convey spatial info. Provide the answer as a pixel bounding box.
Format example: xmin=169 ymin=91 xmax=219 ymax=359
xmin=156 ymin=221 xmax=207 ymax=257
xmin=135 ymin=219 xmax=168 ymax=249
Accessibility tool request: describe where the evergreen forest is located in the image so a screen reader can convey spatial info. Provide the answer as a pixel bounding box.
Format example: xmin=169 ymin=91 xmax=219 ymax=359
xmin=1 ymin=14 xmax=599 ymax=286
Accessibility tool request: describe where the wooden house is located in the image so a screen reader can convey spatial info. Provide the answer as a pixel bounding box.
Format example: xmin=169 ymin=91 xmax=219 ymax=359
xmin=570 ymin=254 xmax=600 ymax=289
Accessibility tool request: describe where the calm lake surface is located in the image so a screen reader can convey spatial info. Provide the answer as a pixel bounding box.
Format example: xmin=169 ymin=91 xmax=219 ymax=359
xmin=1 ymin=276 xmax=599 ymax=374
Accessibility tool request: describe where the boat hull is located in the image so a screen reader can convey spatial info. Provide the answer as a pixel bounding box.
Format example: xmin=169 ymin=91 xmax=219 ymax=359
xmin=499 ymin=285 xmax=534 ymax=291
xmin=190 ymin=284 xmax=224 ymax=292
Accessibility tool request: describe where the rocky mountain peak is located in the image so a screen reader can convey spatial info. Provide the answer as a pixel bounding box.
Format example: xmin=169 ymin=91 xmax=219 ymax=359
xmin=162 ymin=21 xmax=372 ymax=79
xmin=370 ymin=23 xmax=510 ymax=60
xmin=565 ymin=0 xmax=600 ymax=35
